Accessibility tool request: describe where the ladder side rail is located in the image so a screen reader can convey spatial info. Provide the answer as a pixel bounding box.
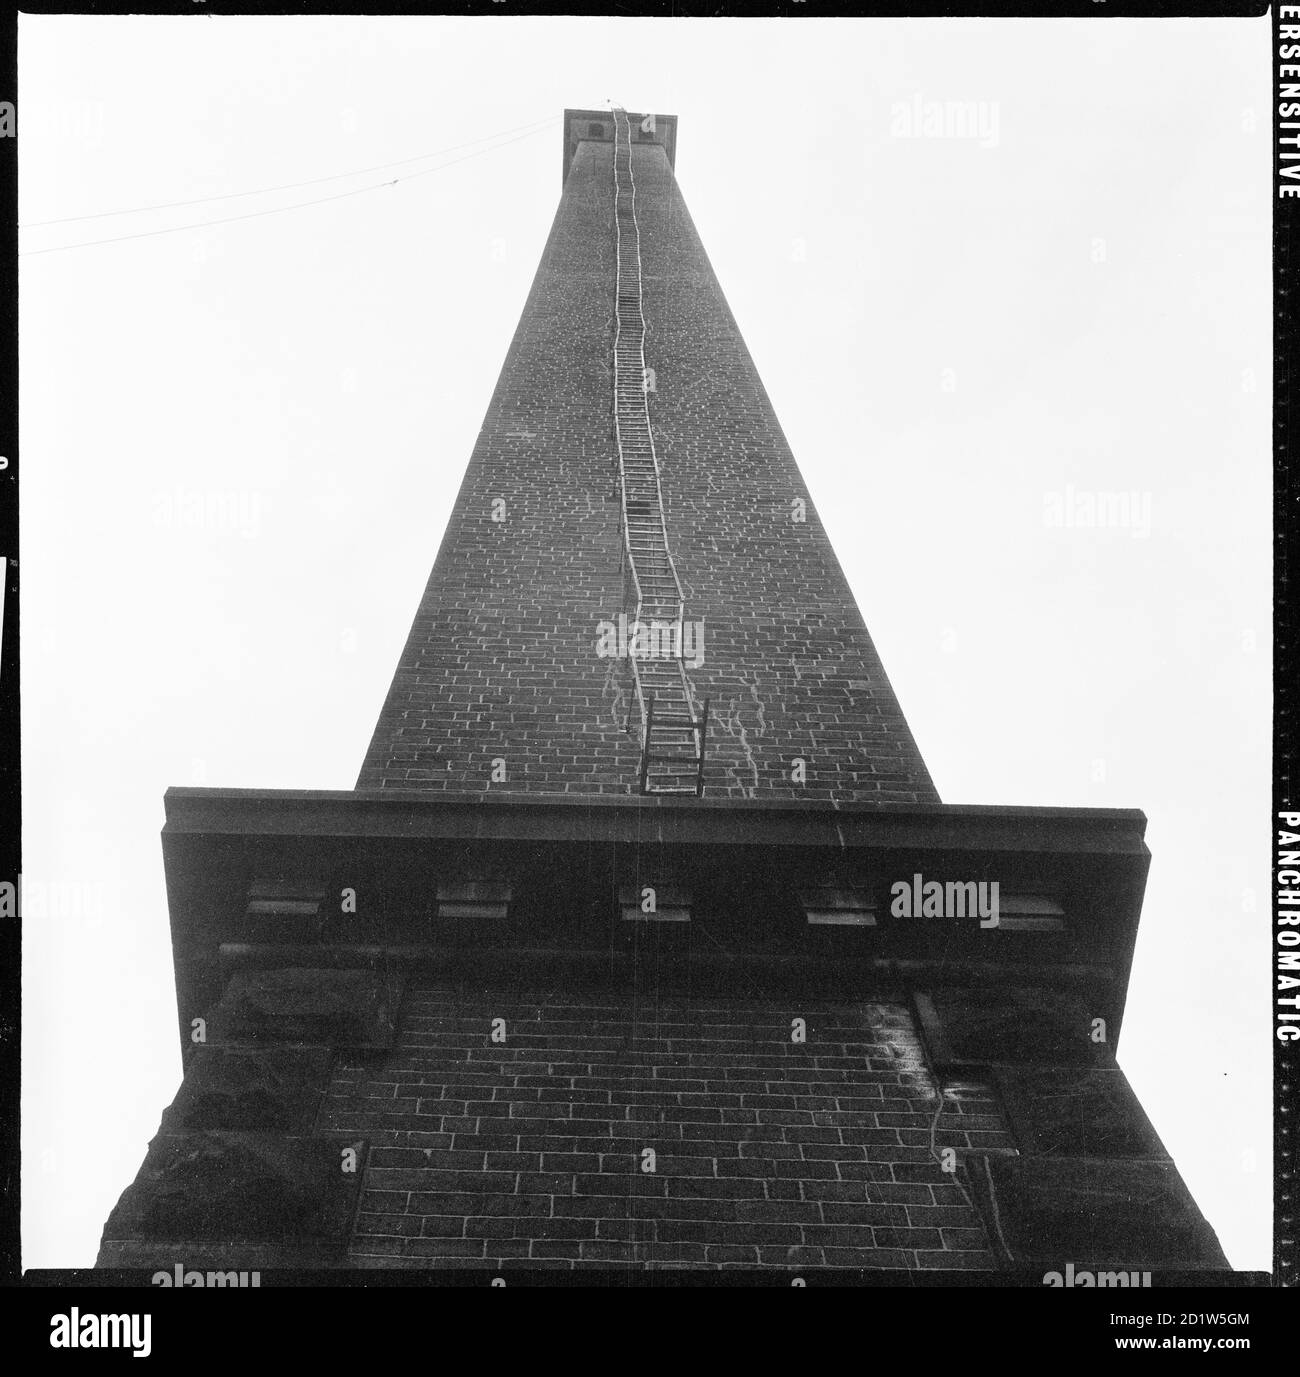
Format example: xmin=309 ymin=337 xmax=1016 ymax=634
xmin=620 ymin=114 xmax=690 ymax=655
xmin=611 ymin=114 xmax=648 ymax=734
xmin=695 ymin=698 xmax=710 ymax=796
xmin=639 ymin=692 xmax=656 ymax=793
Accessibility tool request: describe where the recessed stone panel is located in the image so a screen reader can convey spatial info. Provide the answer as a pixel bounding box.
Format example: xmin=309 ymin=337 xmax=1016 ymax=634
xmin=975 ymin=1156 xmax=1228 ymax=1269
xmin=995 ymin=1066 xmax=1169 ymax=1159
xmin=207 ymin=968 xmax=402 ymax=1049
xmin=916 ymin=987 xmax=1114 ymax=1068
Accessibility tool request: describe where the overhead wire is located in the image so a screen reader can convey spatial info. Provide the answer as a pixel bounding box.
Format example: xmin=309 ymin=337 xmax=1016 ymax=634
xmin=21 ymin=116 xmax=560 ymax=257
xmin=22 ymin=113 xmax=559 ymax=228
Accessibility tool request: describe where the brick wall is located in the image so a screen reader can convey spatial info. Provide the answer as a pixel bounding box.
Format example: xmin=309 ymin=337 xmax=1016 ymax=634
xmin=356 ymin=136 xmax=937 ymax=802
xmin=322 ymin=983 xmax=1010 ymax=1269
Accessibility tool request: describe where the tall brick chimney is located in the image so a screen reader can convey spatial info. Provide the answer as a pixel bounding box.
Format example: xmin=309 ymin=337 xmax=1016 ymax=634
xmin=357 ymin=109 xmax=934 ymax=803
xmin=99 ymin=110 xmax=1228 ymax=1276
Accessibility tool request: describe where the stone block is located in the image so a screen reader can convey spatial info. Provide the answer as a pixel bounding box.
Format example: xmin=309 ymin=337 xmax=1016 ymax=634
xmin=973 ymin=1155 xmax=1228 ymax=1269
xmin=163 ymin=1047 xmax=334 ymax=1132
xmin=206 ymin=968 xmax=401 ymax=1049
xmin=995 ymin=1066 xmax=1168 ymax=1159
xmin=916 ymin=987 xmax=1114 ymax=1069
xmin=101 ymin=1132 xmax=365 ymax=1248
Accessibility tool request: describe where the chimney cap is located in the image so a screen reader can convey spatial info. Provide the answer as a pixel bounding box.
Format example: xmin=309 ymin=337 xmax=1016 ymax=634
xmin=563 ymin=108 xmax=677 ymax=185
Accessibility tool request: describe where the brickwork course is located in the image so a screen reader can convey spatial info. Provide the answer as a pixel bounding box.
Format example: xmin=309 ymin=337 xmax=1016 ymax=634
xmin=325 ymin=987 xmax=1009 ymax=1270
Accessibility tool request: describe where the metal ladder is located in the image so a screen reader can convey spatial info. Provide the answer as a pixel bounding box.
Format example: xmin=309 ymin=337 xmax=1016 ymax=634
xmin=610 ymin=108 xmax=708 ymax=796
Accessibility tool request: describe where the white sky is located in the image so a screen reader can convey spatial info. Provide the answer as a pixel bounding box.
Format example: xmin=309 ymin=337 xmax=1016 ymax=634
xmin=19 ymin=14 xmax=1272 ymax=1270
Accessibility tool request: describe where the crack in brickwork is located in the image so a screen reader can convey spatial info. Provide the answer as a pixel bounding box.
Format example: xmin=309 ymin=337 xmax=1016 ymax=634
xmin=713 ymin=694 xmax=763 ymax=797
xmin=602 ymin=655 xmax=630 ymax=736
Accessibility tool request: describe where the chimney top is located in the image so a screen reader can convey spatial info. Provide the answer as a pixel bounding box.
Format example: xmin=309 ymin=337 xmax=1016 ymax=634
xmin=562 ymin=108 xmax=677 ymax=185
